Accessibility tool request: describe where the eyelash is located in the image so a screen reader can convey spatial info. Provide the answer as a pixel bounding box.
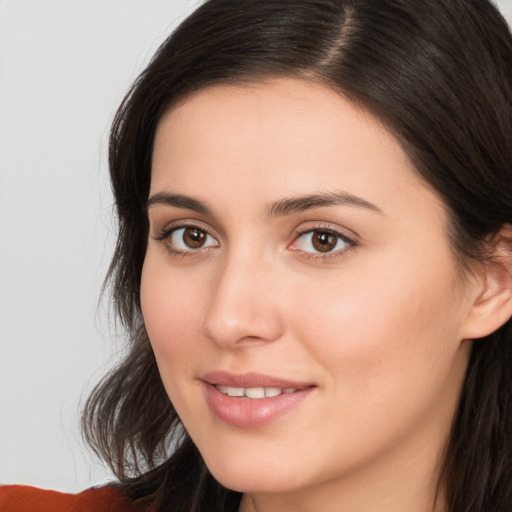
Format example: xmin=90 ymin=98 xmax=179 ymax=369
xmin=153 ymin=223 xmax=357 ymax=260
xmin=154 ymin=223 xmax=218 ymax=258
xmin=291 ymin=226 xmax=357 ymax=261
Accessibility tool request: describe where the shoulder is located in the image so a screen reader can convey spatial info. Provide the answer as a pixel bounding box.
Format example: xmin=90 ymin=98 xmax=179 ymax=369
xmin=0 ymin=484 xmax=142 ymax=512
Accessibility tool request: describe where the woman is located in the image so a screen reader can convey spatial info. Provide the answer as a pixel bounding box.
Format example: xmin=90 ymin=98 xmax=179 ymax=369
xmin=2 ymin=0 xmax=511 ymax=511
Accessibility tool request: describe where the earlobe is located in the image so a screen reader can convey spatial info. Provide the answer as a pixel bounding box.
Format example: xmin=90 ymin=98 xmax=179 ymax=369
xmin=462 ymin=226 xmax=512 ymax=340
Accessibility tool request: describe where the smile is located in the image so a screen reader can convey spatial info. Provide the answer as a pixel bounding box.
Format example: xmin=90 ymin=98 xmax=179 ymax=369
xmin=200 ymin=372 xmax=316 ymax=427
xmin=214 ymin=385 xmax=299 ymax=399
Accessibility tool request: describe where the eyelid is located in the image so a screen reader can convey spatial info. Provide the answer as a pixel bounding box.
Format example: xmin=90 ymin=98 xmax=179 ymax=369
xmin=150 ymin=218 xmax=357 ymax=260
xmin=152 ymin=218 xmax=217 ymax=241
xmin=288 ymin=223 xmax=358 ymax=258
xmin=152 ymin=219 xmax=220 ymax=256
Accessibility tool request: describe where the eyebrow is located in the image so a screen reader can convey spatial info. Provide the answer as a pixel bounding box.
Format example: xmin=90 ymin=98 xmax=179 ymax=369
xmin=264 ymin=191 xmax=383 ymax=218
xmin=146 ymin=190 xmax=383 ymax=217
xmin=147 ymin=192 xmax=211 ymax=214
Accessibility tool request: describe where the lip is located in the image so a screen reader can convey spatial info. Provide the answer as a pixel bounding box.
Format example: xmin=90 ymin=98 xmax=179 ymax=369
xmin=200 ymin=371 xmax=316 ymax=428
xmin=201 ymin=370 xmax=313 ymax=389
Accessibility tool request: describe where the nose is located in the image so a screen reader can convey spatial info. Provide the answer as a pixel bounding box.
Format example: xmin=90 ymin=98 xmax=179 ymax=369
xmin=202 ymin=252 xmax=284 ymax=349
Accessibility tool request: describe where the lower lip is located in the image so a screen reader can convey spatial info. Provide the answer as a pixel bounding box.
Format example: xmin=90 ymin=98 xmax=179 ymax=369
xmin=203 ymin=383 xmax=314 ymax=428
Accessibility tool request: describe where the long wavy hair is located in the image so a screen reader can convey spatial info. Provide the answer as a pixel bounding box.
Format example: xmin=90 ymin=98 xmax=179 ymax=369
xmin=82 ymin=1 xmax=512 ymax=511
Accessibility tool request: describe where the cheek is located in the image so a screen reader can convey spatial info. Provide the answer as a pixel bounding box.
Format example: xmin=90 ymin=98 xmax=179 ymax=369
xmin=140 ymin=254 xmax=205 ymax=378
xmin=288 ymin=249 xmax=464 ymax=403
xmin=276 ymin=256 xmax=468 ymax=476
xmin=140 ymin=256 xmax=215 ymax=429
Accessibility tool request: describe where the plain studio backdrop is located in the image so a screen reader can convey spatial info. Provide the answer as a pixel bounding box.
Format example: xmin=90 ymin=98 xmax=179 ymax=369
xmin=1 ymin=0 xmax=511 ymax=493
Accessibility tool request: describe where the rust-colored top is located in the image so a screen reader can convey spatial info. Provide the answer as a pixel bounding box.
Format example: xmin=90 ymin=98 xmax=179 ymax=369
xmin=0 ymin=484 xmax=140 ymax=512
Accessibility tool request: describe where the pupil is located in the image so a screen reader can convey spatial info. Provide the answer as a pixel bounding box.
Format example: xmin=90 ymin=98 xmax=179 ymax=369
xmin=313 ymin=231 xmax=336 ymax=252
xmin=184 ymin=228 xmax=206 ymax=248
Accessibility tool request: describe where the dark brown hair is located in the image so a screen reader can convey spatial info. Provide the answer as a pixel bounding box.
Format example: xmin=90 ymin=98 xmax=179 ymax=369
xmin=82 ymin=1 xmax=512 ymax=511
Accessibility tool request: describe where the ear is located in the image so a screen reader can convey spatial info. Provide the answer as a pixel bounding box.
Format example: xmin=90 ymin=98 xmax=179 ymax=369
xmin=461 ymin=225 xmax=512 ymax=340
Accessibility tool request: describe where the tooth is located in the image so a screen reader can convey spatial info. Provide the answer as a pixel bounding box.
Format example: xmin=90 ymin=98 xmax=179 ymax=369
xmin=216 ymin=385 xmax=228 ymax=393
xmin=283 ymin=388 xmax=298 ymax=394
xmin=264 ymin=387 xmax=282 ymax=397
xmin=245 ymin=387 xmax=266 ymax=399
xmin=227 ymin=387 xmax=244 ymax=397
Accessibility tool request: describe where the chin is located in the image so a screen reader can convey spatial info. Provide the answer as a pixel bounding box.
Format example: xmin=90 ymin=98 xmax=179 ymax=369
xmin=201 ymin=449 xmax=310 ymax=494
xmin=211 ymin=469 xmax=298 ymax=494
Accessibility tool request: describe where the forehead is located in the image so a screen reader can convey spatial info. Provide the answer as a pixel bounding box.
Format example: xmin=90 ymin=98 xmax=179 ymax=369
xmin=150 ymin=78 xmax=441 ymax=223
xmin=154 ymin=79 xmax=395 ymax=161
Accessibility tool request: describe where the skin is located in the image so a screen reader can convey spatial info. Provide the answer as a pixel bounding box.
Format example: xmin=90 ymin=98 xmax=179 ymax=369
xmin=141 ymin=78 xmax=490 ymax=512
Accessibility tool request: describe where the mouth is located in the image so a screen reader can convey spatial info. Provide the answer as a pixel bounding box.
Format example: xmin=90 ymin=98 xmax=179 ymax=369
xmin=200 ymin=371 xmax=316 ymax=427
xmin=214 ymin=385 xmax=300 ymax=399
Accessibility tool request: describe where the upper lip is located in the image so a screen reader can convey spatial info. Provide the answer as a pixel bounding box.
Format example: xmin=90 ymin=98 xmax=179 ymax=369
xmin=201 ymin=370 xmax=315 ymax=389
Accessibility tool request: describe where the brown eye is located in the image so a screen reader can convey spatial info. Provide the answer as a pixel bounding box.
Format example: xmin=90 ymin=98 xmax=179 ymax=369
xmin=312 ymin=231 xmax=337 ymax=252
xmin=183 ymin=227 xmax=207 ymax=248
xmin=292 ymin=228 xmax=352 ymax=256
xmin=168 ymin=226 xmax=218 ymax=252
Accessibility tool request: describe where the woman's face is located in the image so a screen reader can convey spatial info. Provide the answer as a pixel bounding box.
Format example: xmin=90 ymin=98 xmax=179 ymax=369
xmin=142 ymin=78 xmax=477 ymax=505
